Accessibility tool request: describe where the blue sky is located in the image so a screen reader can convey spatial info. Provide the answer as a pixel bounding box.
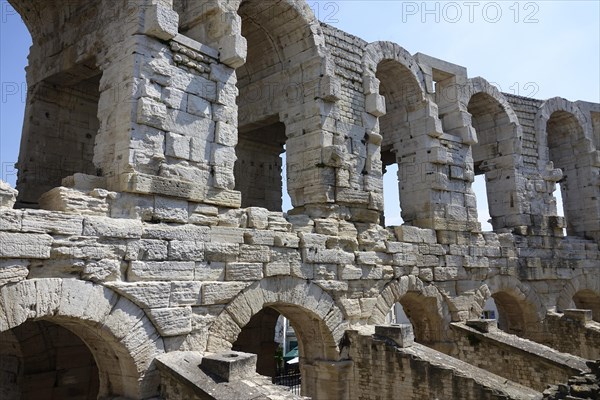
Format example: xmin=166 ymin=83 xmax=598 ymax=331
xmin=1 ymin=1 xmax=598 ymax=229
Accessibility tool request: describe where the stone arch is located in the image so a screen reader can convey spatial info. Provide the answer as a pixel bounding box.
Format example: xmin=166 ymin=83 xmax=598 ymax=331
xmin=463 ymin=77 xmax=526 ymax=230
xmin=363 ymin=41 xmax=428 ymax=94
xmin=535 ymin=98 xmax=599 ymax=238
xmin=0 ymin=279 xmax=164 ymax=399
xmin=557 ymin=274 xmax=600 ymax=321
xmin=207 ymin=277 xmax=346 ymax=361
xmin=176 ymin=0 xmax=334 ymax=212
xmin=7 ymin=0 xmax=145 ymax=208
xmin=535 ymin=97 xmax=594 ymax=164
xmin=362 ymin=41 xmax=443 ymax=227
xmin=477 ymin=275 xmax=546 ymax=337
xmin=368 ymin=276 xmax=452 ymax=348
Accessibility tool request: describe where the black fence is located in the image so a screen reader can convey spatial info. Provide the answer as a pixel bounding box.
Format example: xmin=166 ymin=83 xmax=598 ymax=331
xmin=273 ymin=370 xmax=301 ymax=395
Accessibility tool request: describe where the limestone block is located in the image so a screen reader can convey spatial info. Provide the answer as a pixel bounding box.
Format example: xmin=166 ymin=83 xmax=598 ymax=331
xmin=268 ymin=215 xmax=292 ymax=232
xmin=320 ymin=75 xmax=342 ymax=102
xmin=168 ymin=240 xmax=205 ymax=261
xmin=315 ymin=219 xmax=339 ymax=236
xmin=366 ymin=93 xmax=386 ymax=117
xmin=363 ymin=76 xmax=380 ymax=95
xmin=0 ymin=279 xmax=37 ymax=329
xmin=394 ymin=226 xmax=436 ymax=244
xmin=59 ymin=279 xmax=117 ymax=323
xmin=61 ymin=173 xmax=107 ymax=192
xmin=375 ymin=324 xmax=415 ymax=347
xmin=215 ymin=121 xmax=238 ymax=146
xmin=204 ymin=242 xmax=239 ymax=262
xmin=82 ymin=259 xmax=121 ymax=282
xmin=110 ymin=282 xmax=171 ymax=308
xmin=21 ymin=210 xmax=83 ymax=236
xmin=194 ymin=262 xmax=225 ymax=281
xmin=200 ymin=351 xmax=257 ymax=382
xmin=218 ymin=35 xmax=247 ymax=69
xmin=126 ymin=239 xmax=169 ymax=261
xmin=246 ymin=207 xmax=270 ymax=229
xmin=273 ymin=232 xmax=300 ymax=248
xmin=148 ymin=306 xmax=192 ymax=336
xmin=137 ymin=97 xmax=168 ymax=130
xmin=154 ymin=196 xmax=189 ymax=223
xmin=0 ymin=232 xmax=52 ymax=259
xmin=202 ymin=282 xmax=248 ymax=304
xmin=264 ymin=261 xmax=291 ymax=277
xmin=0 ymin=209 xmax=21 ymax=231
xmin=143 ymin=224 xmax=210 ymax=241
xmin=170 ymin=281 xmax=202 ymax=306
xmin=0 ymin=180 xmax=17 ymax=208
xmin=38 ymin=187 xmax=111 ymax=216
xmin=165 ymin=132 xmax=191 ymax=160
xmin=239 ymin=245 xmax=270 ymax=263
xmin=225 ymin=262 xmax=263 ymax=281
xmin=143 ymin=4 xmax=179 ymax=40
xmin=339 ymin=264 xmax=363 ymax=280
xmin=109 ymin=193 xmax=155 ymax=220
xmin=128 ymin=261 xmax=195 ymax=281
xmin=165 ymin=109 xmax=215 ymax=138
xmin=0 ymin=260 xmax=29 ymax=286
xmin=187 ymin=94 xmax=212 ymax=118
xmin=83 ymin=216 xmax=143 ymax=239
xmin=210 ymin=227 xmax=245 ymax=244
xmin=162 ymin=87 xmax=187 ymax=110
xmin=244 ymin=231 xmax=276 ymax=246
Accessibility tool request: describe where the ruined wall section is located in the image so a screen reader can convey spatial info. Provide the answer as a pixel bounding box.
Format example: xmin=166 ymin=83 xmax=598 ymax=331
xmin=450 ymin=322 xmax=588 ymax=392
xmin=540 ymin=311 xmax=600 ymax=360
xmin=346 ymin=330 xmax=542 ymax=400
xmin=14 ymin=1 xmax=148 ymax=207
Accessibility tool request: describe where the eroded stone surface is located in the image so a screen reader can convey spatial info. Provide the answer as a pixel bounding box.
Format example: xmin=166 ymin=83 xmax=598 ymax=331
xmin=1 ymin=1 xmax=599 ymax=399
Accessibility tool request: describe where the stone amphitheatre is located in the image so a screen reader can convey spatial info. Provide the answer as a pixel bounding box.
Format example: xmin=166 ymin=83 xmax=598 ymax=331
xmin=0 ymin=1 xmax=599 ymax=399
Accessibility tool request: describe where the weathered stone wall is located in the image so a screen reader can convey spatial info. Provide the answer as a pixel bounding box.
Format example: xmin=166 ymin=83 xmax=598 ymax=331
xmin=1 ymin=0 xmax=599 ymax=399
xmin=540 ymin=311 xmax=600 ymax=360
xmin=346 ymin=329 xmax=542 ymax=400
xmin=450 ymin=322 xmax=588 ymax=392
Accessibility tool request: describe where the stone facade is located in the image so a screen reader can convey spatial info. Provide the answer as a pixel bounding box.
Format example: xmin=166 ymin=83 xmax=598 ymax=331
xmin=1 ymin=1 xmax=599 ymax=399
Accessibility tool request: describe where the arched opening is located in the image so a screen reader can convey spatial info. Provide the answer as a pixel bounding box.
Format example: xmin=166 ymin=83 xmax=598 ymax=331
xmin=231 ymin=0 xmax=314 ymax=211
xmin=208 ymin=278 xmax=348 ymax=399
xmin=491 ymin=291 xmax=539 ymax=336
xmin=16 ymin=63 xmax=103 ymax=207
xmin=0 ymin=320 xmax=99 ymax=400
xmin=0 ymin=279 xmax=164 ymax=399
xmin=4 ymin=0 xmax=109 ymax=209
xmin=234 ymin=119 xmax=287 ymax=210
xmin=231 ymin=304 xmax=333 ymax=397
xmin=481 ymin=297 xmax=499 ymax=320
xmin=546 ymin=111 xmax=586 ymax=236
xmin=468 ymin=92 xmax=514 ymax=231
xmin=573 ymin=290 xmax=600 ymax=322
xmin=396 ymin=293 xmax=444 ymax=349
xmin=232 ymin=308 xmax=300 ymax=394
xmin=376 ymin=60 xmax=426 ymax=226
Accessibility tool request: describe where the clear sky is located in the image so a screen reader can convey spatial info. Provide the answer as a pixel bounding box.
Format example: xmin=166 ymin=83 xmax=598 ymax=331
xmin=1 ymin=1 xmax=598 ymax=229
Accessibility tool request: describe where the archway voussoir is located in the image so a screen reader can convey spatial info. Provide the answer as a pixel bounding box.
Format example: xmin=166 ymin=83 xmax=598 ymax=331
xmin=1 ymin=279 xmax=37 ymax=330
xmin=33 ymin=278 xmax=62 ymax=318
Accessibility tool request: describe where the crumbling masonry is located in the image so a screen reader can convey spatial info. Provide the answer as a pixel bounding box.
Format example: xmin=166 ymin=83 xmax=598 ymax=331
xmin=1 ymin=1 xmax=599 ymax=399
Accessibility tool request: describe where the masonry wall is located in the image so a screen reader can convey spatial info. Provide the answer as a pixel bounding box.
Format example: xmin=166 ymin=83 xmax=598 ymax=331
xmin=540 ymin=312 xmax=600 ymax=360
xmin=1 ymin=0 xmax=600 ymax=399
xmin=450 ymin=323 xmax=587 ymax=392
xmin=346 ymin=330 xmax=542 ymax=400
